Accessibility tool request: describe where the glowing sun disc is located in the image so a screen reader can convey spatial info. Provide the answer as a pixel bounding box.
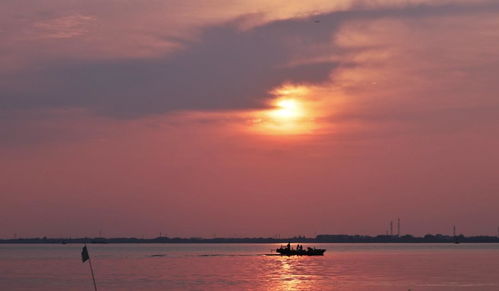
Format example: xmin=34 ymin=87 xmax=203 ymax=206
xmin=271 ymin=99 xmax=304 ymax=120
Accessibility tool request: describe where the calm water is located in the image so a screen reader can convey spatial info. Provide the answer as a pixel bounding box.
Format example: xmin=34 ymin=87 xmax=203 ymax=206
xmin=1 ymin=243 xmax=499 ymax=290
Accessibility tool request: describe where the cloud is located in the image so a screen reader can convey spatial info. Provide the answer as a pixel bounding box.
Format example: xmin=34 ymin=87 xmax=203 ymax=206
xmin=2 ymin=1 xmax=499 ymax=236
xmin=0 ymin=14 xmax=345 ymax=117
xmin=322 ymin=7 xmax=499 ymax=139
xmin=33 ymin=15 xmax=96 ymax=39
xmin=0 ymin=1 xmax=499 ymax=123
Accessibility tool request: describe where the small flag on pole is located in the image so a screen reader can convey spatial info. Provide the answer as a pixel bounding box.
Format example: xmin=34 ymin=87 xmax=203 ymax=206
xmin=81 ymin=245 xmax=90 ymax=263
xmin=81 ymin=244 xmax=97 ymax=290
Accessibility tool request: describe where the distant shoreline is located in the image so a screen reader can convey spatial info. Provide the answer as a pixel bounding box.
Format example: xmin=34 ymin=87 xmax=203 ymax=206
xmin=2 ymin=234 xmax=499 ymax=244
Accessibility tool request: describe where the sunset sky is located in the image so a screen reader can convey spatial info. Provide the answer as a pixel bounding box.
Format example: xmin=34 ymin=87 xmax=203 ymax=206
xmin=1 ymin=0 xmax=499 ymax=238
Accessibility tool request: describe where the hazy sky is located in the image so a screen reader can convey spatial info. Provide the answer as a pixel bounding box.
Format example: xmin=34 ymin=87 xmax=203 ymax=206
xmin=1 ymin=0 xmax=499 ymax=238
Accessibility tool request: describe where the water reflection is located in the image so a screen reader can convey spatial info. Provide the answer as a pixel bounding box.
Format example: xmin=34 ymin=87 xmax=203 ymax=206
xmin=272 ymin=255 xmax=321 ymax=290
xmin=2 ymin=244 xmax=499 ymax=290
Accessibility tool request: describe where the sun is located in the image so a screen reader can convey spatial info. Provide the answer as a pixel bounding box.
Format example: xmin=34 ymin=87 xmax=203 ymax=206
xmin=271 ymin=98 xmax=304 ymax=120
xmin=250 ymin=84 xmax=317 ymax=135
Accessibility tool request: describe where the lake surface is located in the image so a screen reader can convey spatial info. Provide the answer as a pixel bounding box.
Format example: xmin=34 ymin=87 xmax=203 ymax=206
xmin=1 ymin=243 xmax=499 ymax=290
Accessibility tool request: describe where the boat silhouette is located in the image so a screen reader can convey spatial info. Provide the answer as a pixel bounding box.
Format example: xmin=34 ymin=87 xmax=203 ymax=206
xmin=276 ymin=243 xmax=325 ymax=256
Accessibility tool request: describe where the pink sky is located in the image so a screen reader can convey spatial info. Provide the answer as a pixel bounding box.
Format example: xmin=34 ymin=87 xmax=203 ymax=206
xmin=1 ymin=0 xmax=499 ymax=238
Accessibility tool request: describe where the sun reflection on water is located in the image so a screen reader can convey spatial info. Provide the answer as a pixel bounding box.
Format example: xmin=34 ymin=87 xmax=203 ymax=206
xmin=268 ymin=254 xmax=322 ymax=290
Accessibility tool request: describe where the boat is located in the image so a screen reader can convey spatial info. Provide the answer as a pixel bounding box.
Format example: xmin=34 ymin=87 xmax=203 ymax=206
xmin=276 ymin=243 xmax=326 ymax=256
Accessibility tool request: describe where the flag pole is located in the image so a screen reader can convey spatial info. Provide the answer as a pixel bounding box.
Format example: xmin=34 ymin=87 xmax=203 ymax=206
xmin=85 ymin=242 xmax=98 ymax=291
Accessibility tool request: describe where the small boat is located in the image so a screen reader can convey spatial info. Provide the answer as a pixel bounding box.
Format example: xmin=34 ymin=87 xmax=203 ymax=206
xmin=276 ymin=243 xmax=326 ymax=256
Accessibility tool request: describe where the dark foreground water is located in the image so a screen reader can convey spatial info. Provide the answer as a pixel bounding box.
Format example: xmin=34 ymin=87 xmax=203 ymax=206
xmin=1 ymin=243 xmax=499 ymax=290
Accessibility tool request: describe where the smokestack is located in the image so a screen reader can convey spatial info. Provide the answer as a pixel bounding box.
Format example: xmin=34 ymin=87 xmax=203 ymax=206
xmin=390 ymin=221 xmax=393 ymax=236
xmin=453 ymin=225 xmax=456 ymax=237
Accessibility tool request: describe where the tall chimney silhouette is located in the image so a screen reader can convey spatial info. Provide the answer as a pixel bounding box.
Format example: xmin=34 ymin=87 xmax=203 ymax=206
xmin=390 ymin=221 xmax=393 ymax=236
xmin=397 ymin=218 xmax=400 ymax=237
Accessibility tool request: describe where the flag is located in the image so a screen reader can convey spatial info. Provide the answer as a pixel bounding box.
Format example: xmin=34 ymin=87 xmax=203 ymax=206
xmin=81 ymin=245 xmax=90 ymax=263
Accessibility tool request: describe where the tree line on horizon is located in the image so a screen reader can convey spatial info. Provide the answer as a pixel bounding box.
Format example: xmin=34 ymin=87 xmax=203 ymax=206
xmin=1 ymin=233 xmax=499 ymax=244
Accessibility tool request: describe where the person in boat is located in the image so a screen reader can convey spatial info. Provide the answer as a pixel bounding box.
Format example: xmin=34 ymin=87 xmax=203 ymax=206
xmin=286 ymin=242 xmax=291 ymax=250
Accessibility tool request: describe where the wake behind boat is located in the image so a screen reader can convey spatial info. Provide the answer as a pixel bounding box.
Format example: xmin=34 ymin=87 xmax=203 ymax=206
xmin=276 ymin=243 xmax=326 ymax=256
